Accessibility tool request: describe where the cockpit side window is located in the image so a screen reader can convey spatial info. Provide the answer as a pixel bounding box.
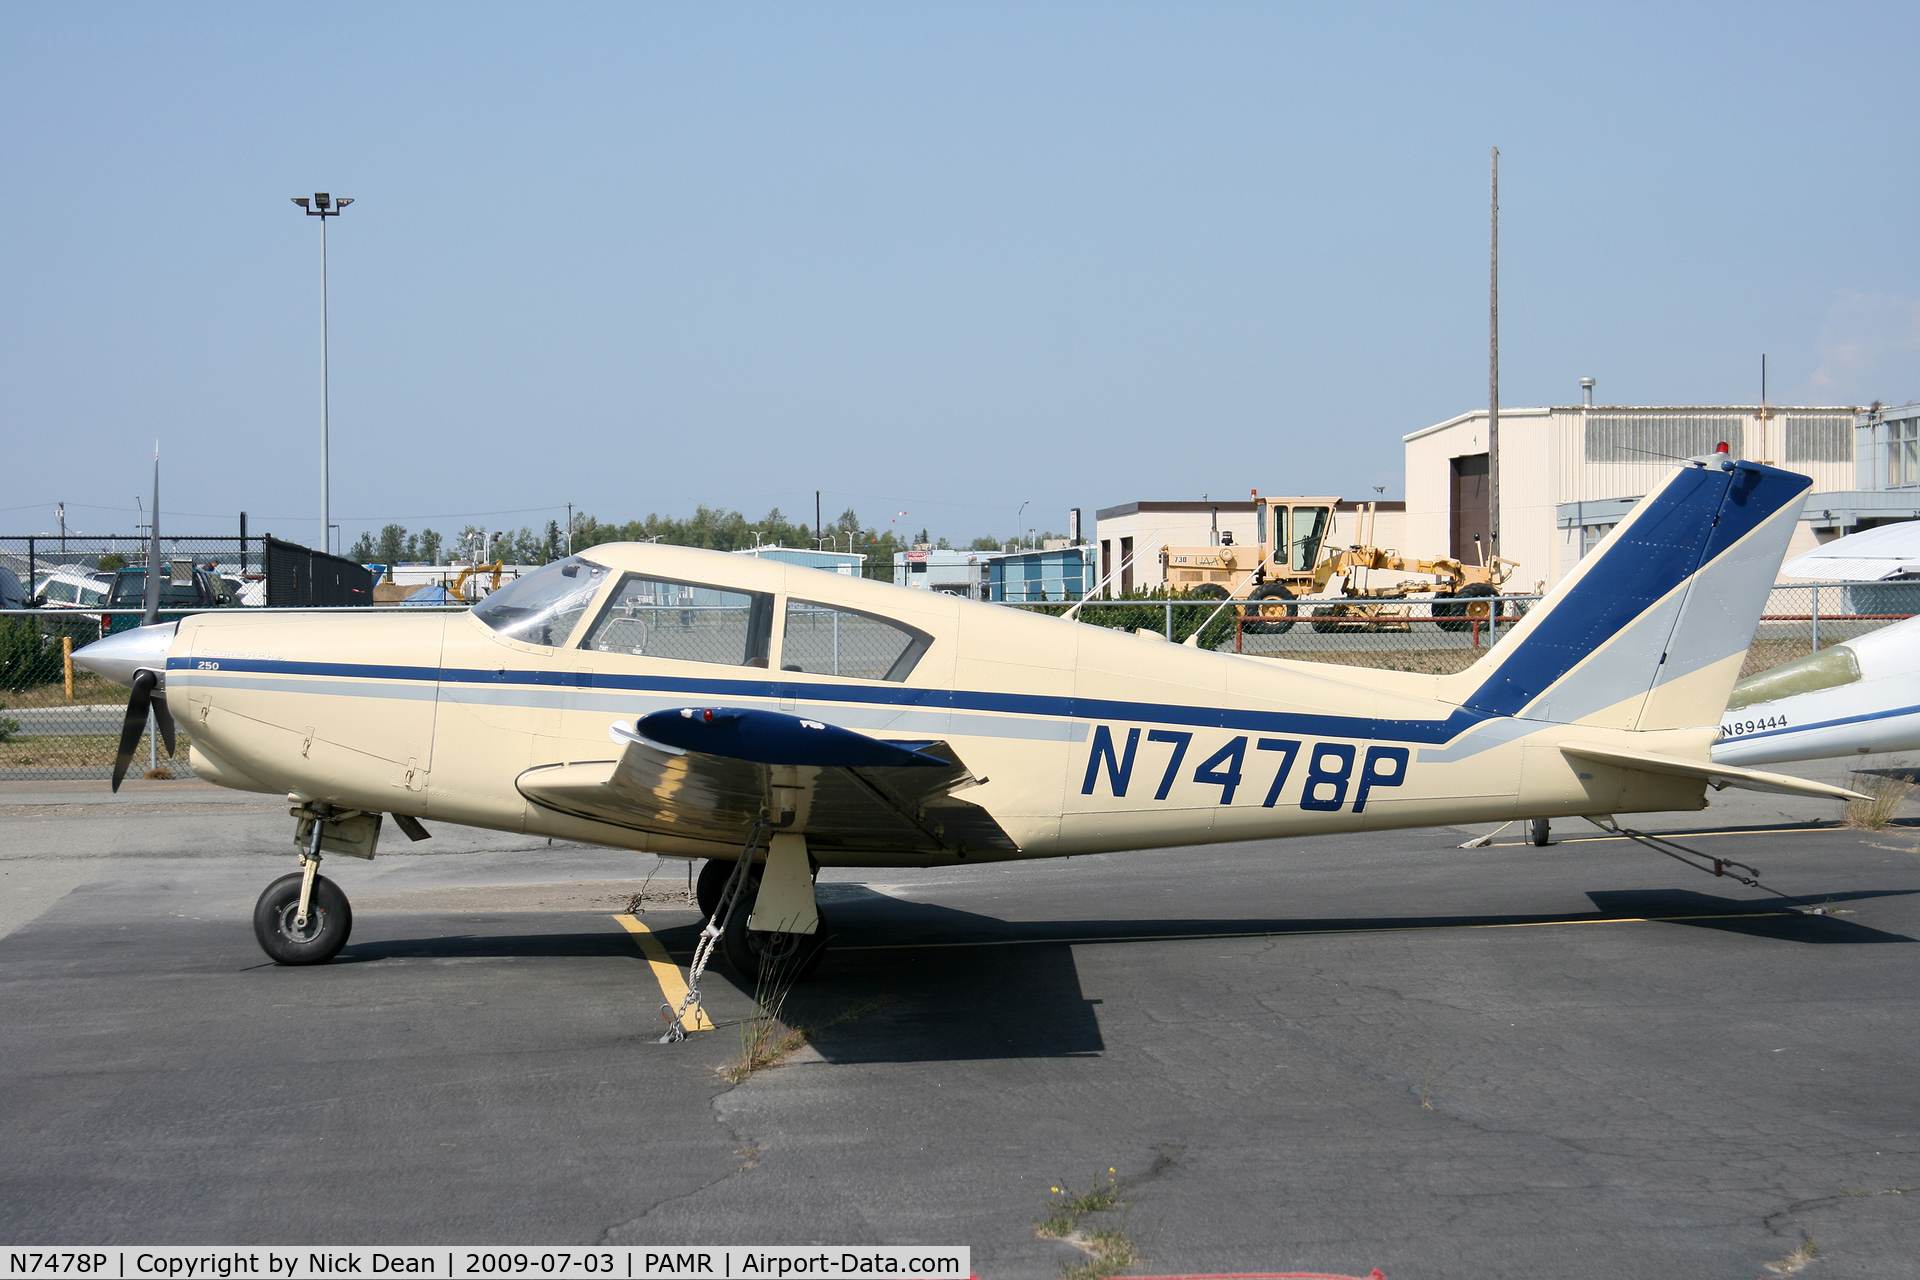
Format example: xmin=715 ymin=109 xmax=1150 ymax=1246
xmin=580 ymin=573 xmax=774 ymax=667
xmin=781 ymin=600 xmax=932 ymax=682
xmin=471 ymin=556 xmax=608 ymax=647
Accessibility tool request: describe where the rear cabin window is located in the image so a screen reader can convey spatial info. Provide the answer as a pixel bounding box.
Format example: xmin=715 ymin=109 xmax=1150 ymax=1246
xmin=471 ymin=556 xmax=607 ymax=646
xmin=581 ymin=573 xmax=774 ymax=667
xmin=781 ymin=600 xmax=931 ymax=682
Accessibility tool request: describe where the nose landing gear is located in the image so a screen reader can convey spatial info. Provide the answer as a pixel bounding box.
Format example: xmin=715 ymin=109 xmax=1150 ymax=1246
xmin=253 ymin=801 xmax=377 ymax=965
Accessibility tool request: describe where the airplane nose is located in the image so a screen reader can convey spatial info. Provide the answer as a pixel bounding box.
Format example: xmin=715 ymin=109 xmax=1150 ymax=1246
xmin=73 ymin=622 xmax=177 ymax=689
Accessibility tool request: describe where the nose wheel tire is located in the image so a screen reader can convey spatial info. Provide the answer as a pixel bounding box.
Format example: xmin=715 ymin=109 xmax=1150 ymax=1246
xmin=720 ymin=902 xmax=831 ymax=984
xmin=253 ymin=871 xmax=353 ymax=965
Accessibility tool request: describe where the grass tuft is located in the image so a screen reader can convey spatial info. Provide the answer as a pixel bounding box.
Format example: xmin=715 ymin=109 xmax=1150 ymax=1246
xmin=1843 ymin=762 xmax=1913 ymax=830
xmin=1761 ymin=1235 xmax=1819 ymax=1275
xmin=1037 ymin=1169 xmax=1138 ymax=1279
xmin=720 ymin=987 xmax=881 ymax=1085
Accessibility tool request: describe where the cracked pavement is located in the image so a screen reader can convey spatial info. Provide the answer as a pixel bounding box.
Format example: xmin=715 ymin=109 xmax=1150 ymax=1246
xmin=2 ymin=778 xmax=1918 ymax=1276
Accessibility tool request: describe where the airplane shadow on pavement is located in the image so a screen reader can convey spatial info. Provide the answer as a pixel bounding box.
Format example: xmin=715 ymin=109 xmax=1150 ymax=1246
xmin=326 ymin=881 xmax=1914 ymax=1064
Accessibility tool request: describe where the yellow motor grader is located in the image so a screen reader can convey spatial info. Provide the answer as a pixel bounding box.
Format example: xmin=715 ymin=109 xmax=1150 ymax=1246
xmin=1157 ymin=493 xmax=1518 ymax=635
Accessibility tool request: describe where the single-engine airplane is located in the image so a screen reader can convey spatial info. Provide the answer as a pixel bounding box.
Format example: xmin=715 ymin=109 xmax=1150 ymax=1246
xmin=75 ymin=457 xmax=1864 ymax=983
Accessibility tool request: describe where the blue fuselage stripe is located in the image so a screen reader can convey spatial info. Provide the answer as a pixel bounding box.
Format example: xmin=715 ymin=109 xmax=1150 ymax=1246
xmin=170 ymin=655 xmax=1491 ymax=744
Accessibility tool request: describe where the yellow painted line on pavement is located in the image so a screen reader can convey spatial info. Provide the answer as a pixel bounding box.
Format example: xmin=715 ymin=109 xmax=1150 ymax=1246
xmin=614 ymin=914 xmax=714 ymax=1031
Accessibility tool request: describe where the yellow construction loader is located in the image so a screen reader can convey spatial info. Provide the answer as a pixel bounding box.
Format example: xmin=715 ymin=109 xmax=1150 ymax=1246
xmin=1157 ymin=493 xmax=1518 ymax=635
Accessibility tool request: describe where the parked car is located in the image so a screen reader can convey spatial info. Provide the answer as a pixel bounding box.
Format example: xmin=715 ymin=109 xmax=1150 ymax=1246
xmin=33 ymin=568 xmax=112 ymax=609
xmin=101 ymin=562 xmax=239 ymax=633
xmin=0 ymin=564 xmax=24 ymax=610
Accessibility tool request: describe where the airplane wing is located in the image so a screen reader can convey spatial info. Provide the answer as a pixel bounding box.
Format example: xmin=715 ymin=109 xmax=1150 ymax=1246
xmin=516 ymin=706 xmax=1019 ymax=856
xmin=1559 ymin=741 xmax=1871 ymax=802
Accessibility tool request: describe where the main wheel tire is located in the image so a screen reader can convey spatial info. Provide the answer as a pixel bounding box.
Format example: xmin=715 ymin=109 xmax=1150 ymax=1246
xmin=253 ymin=871 xmax=353 ymax=966
xmin=1432 ymin=594 xmax=1466 ymax=632
xmin=1241 ymin=582 xmax=1297 ymax=635
xmin=720 ymin=899 xmax=831 ymax=984
xmin=696 ymin=858 xmax=743 ymax=920
xmin=1188 ymin=583 xmax=1230 ymax=600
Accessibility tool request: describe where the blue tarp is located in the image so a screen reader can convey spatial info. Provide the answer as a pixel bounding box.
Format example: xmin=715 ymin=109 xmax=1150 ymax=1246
xmin=400 ymin=584 xmax=461 ymax=606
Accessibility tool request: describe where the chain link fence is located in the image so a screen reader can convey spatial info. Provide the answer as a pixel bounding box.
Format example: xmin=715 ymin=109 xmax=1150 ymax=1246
xmin=4 ymin=582 xmax=1915 ymax=783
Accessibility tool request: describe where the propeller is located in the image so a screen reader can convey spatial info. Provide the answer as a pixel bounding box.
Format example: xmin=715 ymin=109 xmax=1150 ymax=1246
xmin=111 ymin=669 xmax=175 ymax=792
xmin=107 ymin=442 xmax=173 ymax=792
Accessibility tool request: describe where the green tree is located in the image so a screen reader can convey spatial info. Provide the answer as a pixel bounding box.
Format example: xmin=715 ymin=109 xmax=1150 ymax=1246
xmin=348 ymin=531 xmax=376 ymax=561
xmin=417 ymin=529 xmax=443 ymax=565
xmin=375 ymin=524 xmax=409 ymax=566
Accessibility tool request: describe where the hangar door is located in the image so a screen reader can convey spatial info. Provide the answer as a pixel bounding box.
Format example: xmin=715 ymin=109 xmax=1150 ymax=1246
xmin=1450 ymin=453 xmax=1491 ymax=563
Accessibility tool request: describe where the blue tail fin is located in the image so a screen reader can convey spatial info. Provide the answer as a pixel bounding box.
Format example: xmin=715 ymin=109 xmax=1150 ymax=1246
xmin=1440 ymin=459 xmax=1810 ymax=732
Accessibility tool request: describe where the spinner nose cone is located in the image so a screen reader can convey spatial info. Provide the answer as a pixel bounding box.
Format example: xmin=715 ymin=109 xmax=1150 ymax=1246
xmin=73 ymin=622 xmax=177 ymax=689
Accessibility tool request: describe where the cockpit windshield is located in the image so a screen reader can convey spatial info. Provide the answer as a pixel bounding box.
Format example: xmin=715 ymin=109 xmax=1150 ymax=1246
xmin=470 ymin=556 xmax=608 ymax=646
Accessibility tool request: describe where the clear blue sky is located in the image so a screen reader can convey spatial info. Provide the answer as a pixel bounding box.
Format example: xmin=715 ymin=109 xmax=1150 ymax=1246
xmin=3 ymin=2 xmax=1916 ymax=550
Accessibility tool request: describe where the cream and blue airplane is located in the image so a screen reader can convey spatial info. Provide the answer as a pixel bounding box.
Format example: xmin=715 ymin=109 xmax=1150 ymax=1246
xmin=74 ymin=456 xmax=1863 ymax=984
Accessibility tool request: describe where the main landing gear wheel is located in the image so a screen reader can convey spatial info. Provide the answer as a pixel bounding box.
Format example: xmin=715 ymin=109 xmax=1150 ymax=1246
xmin=720 ymin=901 xmax=831 ymax=985
xmin=253 ymin=871 xmax=353 ymax=965
xmin=695 ymin=857 xmax=736 ymax=920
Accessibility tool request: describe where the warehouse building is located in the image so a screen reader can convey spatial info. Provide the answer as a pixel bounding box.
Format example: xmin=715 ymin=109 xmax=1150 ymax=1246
xmin=1403 ymin=401 xmax=1867 ymax=589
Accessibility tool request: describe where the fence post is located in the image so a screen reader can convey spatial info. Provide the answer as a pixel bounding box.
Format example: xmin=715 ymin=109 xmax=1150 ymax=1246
xmin=63 ymin=635 xmax=74 ymax=699
xmin=1164 ymin=601 xmax=1173 ymax=640
xmin=1810 ymin=583 xmax=1819 ymax=654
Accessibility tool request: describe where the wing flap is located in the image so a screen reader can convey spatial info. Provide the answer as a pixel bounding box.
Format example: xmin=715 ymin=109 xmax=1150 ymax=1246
xmin=517 ymin=719 xmax=1017 ymax=854
xmin=1558 ymin=741 xmax=1870 ymax=802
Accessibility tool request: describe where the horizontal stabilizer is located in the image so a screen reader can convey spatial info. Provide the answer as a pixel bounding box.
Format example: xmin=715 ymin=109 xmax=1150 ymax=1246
xmin=1558 ymin=741 xmax=1869 ymax=802
xmin=632 ymin=706 xmax=947 ymax=768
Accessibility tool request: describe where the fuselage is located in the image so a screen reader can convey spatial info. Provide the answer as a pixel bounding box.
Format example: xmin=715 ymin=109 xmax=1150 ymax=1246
xmin=153 ymin=542 xmax=1712 ymax=868
xmin=1713 ymin=614 xmax=1920 ymax=767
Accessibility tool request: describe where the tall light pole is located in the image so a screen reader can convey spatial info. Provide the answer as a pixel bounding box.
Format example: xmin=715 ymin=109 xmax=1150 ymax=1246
xmin=1487 ymin=148 xmax=1500 ymax=561
xmin=292 ymin=192 xmax=354 ymax=554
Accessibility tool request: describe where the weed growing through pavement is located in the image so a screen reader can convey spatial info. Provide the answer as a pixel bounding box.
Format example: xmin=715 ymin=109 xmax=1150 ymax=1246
xmin=1060 ymin=1227 xmax=1136 ymax=1280
xmin=1761 ymin=1236 xmax=1819 ymax=1275
xmin=721 ymin=966 xmax=882 ymax=1085
xmin=1037 ymin=1169 xmax=1138 ymax=1279
xmin=1843 ymin=760 xmax=1913 ymax=830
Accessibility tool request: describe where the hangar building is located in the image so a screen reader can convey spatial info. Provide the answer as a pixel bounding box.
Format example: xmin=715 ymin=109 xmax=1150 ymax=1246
xmin=1402 ymin=401 xmax=1878 ymax=589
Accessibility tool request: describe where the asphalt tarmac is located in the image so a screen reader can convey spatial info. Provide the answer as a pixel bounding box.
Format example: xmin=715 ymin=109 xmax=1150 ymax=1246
xmin=2 ymin=776 xmax=1918 ymax=1278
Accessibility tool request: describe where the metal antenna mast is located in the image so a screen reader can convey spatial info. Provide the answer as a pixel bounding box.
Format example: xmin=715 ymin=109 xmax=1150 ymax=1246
xmin=1488 ymin=146 xmax=1500 ymax=559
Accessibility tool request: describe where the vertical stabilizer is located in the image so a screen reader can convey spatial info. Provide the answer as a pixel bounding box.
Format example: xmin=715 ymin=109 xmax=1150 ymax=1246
xmin=1437 ymin=459 xmax=1810 ymax=732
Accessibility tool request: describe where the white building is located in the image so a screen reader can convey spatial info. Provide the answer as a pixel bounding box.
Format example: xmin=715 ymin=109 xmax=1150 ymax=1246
xmin=734 ymin=546 xmax=868 ymax=576
xmin=1093 ymin=499 xmax=1406 ymax=594
xmin=1403 ymin=404 xmax=1862 ymax=589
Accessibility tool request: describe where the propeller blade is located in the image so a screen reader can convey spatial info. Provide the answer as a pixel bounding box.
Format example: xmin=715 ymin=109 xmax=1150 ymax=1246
xmin=152 ymin=692 xmax=177 ymax=757
xmin=111 ymin=671 xmax=156 ymax=792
